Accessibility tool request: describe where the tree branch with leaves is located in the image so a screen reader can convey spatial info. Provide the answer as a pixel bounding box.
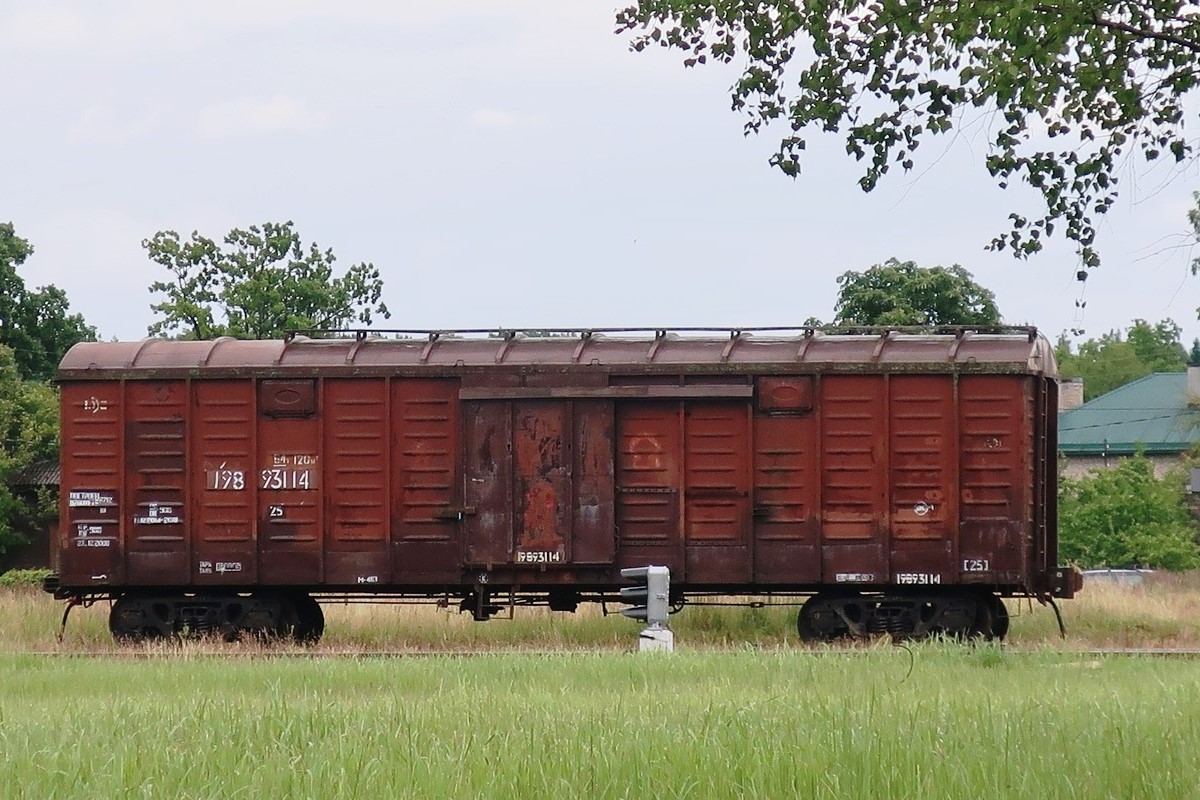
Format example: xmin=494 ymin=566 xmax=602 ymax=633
xmin=616 ymin=1 xmax=1200 ymax=274
xmin=144 ymin=222 xmax=391 ymax=340
xmin=0 ymin=223 xmax=97 ymax=381
xmin=832 ymin=258 xmax=1001 ymax=326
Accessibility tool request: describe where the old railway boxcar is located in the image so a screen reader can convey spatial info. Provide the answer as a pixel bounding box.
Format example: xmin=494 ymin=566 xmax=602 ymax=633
xmin=45 ymin=327 xmax=1080 ymax=642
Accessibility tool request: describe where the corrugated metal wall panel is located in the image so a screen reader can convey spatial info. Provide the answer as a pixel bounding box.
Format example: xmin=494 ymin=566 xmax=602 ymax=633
xmin=391 ymin=379 xmax=461 ymax=580
xmin=123 ymin=381 xmax=188 ymax=585
xmin=324 ymin=379 xmax=389 ymax=585
xmin=615 ymin=402 xmax=682 ymax=572
xmin=752 ymin=408 xmax=820 ymax=584
xmin=683 ymin=404 xmax=749 ymax=541
xmin=887 ymin=376 xmax=956 ymax=582
xmin=59 ymin=382 xmax=124 ymax=586
xmin=820 ymin=376 xmax=887 ymax=538
xmin=256 ymin=405 xmax=322 ymax=585
xmin=192 ymin=381 xmax=257 ymax=585
xmin=958 ymin=375 xmax=1032 ymax=581
xmin=820 ymin=376 xmax=888 ymax=583
xmin=683 ymin=402 xmax=751 ymax=582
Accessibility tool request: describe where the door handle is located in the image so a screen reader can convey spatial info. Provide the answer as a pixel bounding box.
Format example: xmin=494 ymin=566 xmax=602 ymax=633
xmin=432 ymin=506 xmax=478 ymax=520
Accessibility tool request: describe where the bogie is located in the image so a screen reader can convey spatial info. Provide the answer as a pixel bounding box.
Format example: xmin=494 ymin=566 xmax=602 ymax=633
xmin=796 ymin=591 xmax=1008 ymax=643
xmin=108 ymin=592 xmax=324 ymax=644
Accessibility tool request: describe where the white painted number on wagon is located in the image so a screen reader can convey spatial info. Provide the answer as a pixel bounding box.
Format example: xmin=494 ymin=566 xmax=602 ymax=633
xmin=208 ymin=468 xmax=245 ymax=491
xmin=199 ymin=561 xmax=243 ymax=575
xmin=896 ymin=573 xmax=942 ymax=585
xmin=260 ymin=468 xmax=313 ymax=490
xmin=69 ymin=491 xmax=115 ymax=508
xmin=962 ymin=559 xmax=991 ymax=572
xmin=261 ymin=455 xmax=318 ymax=491
xmin=82 ymin=396 xmax=109 ymax=414
xmin=516 ymin=551 xmax=562 ymax=564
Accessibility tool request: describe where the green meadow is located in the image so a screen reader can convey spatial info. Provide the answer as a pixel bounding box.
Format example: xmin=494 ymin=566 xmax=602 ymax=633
xmin=3 ymin=578 xmax=1200 ymax=799
xmin=2 ymin=648 xmax=1199 ymax=799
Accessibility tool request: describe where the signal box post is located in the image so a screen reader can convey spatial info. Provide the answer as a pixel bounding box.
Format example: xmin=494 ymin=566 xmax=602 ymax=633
xmin=619 ymin=566 xmax=673 ymax=652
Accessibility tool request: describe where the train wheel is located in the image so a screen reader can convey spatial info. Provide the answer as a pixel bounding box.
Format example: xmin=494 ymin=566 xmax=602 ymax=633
xmin=289 ymin=594 xmax=325 ymax=644
xmin=109 ymin=596 xmax=173 ymax=642
xmin=797 ymin=594 xmax=853 ymax=643
xmin=919 ymin=592 xmax=988 ymax=640
xmin=968 ymin=595 xmax=995 ymax=639
xmin=988 ymin=595 xmax=1010 ymax=640
xmin=208 ymin=594 xmax=284 ymax=642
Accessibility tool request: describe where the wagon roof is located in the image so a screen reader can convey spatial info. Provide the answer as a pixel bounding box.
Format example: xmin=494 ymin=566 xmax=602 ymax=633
xmin=58 ymin=327 xmax=1057 ymax=378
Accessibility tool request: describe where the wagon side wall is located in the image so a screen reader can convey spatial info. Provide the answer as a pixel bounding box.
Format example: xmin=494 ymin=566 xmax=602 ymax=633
xmin=56 ymin=363 xmax=1053 ymax=596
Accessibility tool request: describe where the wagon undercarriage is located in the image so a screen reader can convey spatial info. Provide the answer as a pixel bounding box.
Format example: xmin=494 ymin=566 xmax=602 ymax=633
xmin=796 ymin=590 xmax=1010 ymax=642
xmin=104 ymin=591 xmax=325 ymax=643
xmin=54 ymin=583 xmax=1024 ymax=644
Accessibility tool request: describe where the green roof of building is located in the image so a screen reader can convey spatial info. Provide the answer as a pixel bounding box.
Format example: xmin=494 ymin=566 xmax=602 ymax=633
xmin=1058 ymin=373 xmax=1200 ymax=455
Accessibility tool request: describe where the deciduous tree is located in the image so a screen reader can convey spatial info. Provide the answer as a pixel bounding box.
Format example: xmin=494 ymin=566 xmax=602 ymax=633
xmin=1056 ymin=318 xmax=1187 ymax=399
xmin=144 ymin=221 xmax=390 ymax=340
xmin=832 ymin=258 xmax=1001 ymax=326
xmin=1058 ymin=453 xmax=1199 ymax=570
xmin=0 ymin=345 xmax=59 ymax=554
xmin=1126 ymin=318 xmax=1189 ymax=372
xmin=616 ymin=2 xmax=1200 ymax=273
xmin=0 ymin=223 xmax=97 ymax=381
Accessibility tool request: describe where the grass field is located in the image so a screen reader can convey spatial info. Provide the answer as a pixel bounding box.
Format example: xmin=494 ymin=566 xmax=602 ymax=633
xmin=2 ymin=648 xmax=1200 ymax=799
xmin=3 ymin=580 xmax=1200 ymax=798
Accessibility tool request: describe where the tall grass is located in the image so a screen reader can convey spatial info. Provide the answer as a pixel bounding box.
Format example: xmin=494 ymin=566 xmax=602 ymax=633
xmin=3 ymin=572 xmax=1200 ymax=652
xmin=2 ymin=648 xmax=1199 ymax=798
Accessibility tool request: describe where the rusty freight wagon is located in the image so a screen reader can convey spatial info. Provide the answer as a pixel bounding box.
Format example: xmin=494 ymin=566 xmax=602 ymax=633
xmin=45 ymin=327 xmax=1079 ymax=643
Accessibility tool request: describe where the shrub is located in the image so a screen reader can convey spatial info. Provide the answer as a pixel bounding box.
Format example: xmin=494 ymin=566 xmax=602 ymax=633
xmin=0 ymin=568 xmax=51 ymax=588
xmin=1059 ymin=453 xmax=1200 ymax=570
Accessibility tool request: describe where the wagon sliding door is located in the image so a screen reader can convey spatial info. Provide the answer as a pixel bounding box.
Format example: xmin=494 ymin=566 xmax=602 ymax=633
xmin=462 ymin=399 xmax=615 ymax=567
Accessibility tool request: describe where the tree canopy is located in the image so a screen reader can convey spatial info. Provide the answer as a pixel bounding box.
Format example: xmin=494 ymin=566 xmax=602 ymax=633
xmin=0 ymin=344 xmax=59 ymax=555
xmin=616 ymin=2 xmax=1200 ymax=273
xmin=1058 ymin=453 xmax=1199 ymax=570
xmin=1056 ymin=318 xmax=1187 ymax=400
xmin=0 ymin=223 xmax=97 ymax=381
xmin=832 ymin=258 xmax=1001 ymax=326
xmin=144 ymin=222 xmax=390 ymax=340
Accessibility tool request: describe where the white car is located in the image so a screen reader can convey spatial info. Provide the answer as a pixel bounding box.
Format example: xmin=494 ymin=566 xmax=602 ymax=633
xmin=1081 ymin=568 xmax=1155 ymax=587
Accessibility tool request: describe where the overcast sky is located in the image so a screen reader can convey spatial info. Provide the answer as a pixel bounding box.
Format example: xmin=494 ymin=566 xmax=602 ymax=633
xmin=4 ymin=1 xmax=1198 ymax=351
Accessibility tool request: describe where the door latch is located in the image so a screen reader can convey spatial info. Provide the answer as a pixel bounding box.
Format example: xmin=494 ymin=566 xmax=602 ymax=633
xmin=433 ymin=506 xmax=478 ymax=521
